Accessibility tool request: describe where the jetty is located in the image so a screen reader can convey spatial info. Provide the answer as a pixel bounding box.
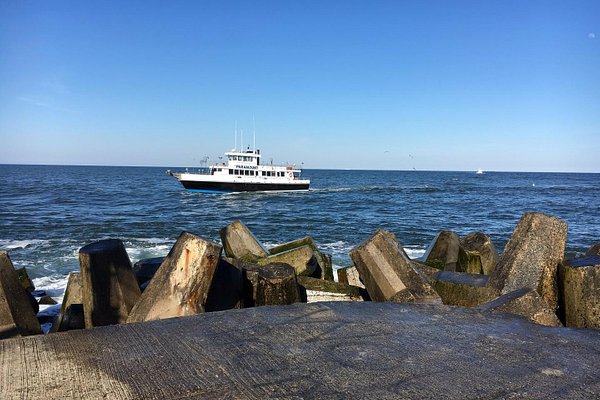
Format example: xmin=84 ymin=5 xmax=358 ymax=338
xmin=2 ymin=212 xmax=600 ymax=398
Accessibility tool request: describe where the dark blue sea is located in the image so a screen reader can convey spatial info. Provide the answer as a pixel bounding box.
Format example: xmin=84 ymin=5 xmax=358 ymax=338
xmin=1 ymin=165 xmax=599 ymax=305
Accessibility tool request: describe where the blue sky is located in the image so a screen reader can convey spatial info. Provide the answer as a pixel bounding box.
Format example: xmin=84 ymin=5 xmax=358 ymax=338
xmin=0 ymin=1 xmax=598 ymax=171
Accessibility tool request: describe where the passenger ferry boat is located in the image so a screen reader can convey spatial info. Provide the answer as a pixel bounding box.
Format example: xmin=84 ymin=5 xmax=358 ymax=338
xmin=168 ymin=147 xmax=310 ymax=193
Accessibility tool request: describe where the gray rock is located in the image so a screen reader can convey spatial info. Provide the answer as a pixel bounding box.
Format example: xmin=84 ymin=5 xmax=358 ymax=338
xmin=254 ymin=263 xmax=301 ymax=306
xmin=220 ymin=220 xmax=268 ymax=261
xmin=488 ymin=212 xmax=568 ymax=311
xmin=422 ymin=230 xmax=461 ymax=271
xmin=257 ymin=245 xmax=318 ymax=277
xmin=586 ymin=243 xmax=600 ymax=257
xmin=350 ymin=229 xmax=440 ymax=303
xmin=204 ymin=257 xmax=243 ymax=312
xmin=559 ymin=256 xmax=600 ymax=328
xmin=127 ymin=232 xmax=222 ymax=323
xmin=38 ymin=295 xmax=58 ymax=305
xmin=0 ymin=252 xmax=41 ymax=339
xmin=431 ymin=271 xmax=499 ymax=307
xmin=457 ymin=232 xmax=499 ymax=275
xmin=297 ymin=276 xmax=367 ymax=302
xmin=133 ymin=257 xmax=165 ymax=286
xmin=15 ymin=267 xmax=35 ymax=292
xmin=52 ymin=272 xmax=83 ymax=332
xmin=336 ymin=265 xmax=365 ymax=289
xmin=269 ymin=237 xmax=334 ymax=281
xmin=478 ymin=288 xmax=562 ymax=327
xmin=79 ymin=239 xmax=141 ymax=328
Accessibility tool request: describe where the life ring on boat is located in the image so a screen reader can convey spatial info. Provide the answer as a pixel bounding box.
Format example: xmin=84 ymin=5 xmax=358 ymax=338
xmin=288 ymin=171 xmax=293 ymax=179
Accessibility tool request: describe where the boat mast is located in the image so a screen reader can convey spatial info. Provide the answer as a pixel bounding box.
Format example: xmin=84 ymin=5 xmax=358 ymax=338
xmin=253 ymin=115 xmax=256 ymax=152
xmin=241 ymin=130 xmax=244 ymax=151
xmin=234 ymin=121 xmax=237 ymax=151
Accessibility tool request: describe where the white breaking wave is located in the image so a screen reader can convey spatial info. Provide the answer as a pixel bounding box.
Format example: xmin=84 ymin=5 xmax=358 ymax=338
xmin=0 ymin=239 xmax=50 ymax=250
xmin=32 ymin=274 xmax=72 ymax=304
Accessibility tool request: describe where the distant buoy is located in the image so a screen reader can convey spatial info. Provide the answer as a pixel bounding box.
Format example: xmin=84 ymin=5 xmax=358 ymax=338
xmin=532 ymin=183 xmax=535 ymax=187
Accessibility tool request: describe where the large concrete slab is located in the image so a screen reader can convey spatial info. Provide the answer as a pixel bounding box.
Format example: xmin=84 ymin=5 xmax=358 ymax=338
xmin=127 ymin=232 xmax=222 ymax=323
xmin=488 ymin=212 xmax=567 ymax=311
xmin=350 ymin=229 xmax=440 ymax=303
xmin=2 ymin=302 xmax=600 ymax=399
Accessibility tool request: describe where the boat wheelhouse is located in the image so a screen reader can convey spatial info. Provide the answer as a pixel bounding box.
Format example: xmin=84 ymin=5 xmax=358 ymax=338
xmin=168 ymin=148 xmax=310 ymax=193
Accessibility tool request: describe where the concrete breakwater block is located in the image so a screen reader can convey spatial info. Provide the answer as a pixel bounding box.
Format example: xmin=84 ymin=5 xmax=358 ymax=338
xmin=236 ymin=261 xmax=301 ymax=307
xmin=2 ymin=302 xmax=600 ymax=399
xmin=269 ymin=237 xmax=334 ymax=281
xmin=220 ymin=220 xmax=268 ymax=261
xmin=488 ymin=212 xmax=568 ymax=311
xmin=0 ymin=252 xmax=42 ymax=339
xmin=431 ymin=271 xmax=499 ymax=307
xmin=422 ymin=230 xmax=460 ymax=271
xmin=127 ymin=232 xmax=222 ymax=323
xmin=350 ymin=229 xmax=440 ymax=303
xmin=336 ymin=265 xmax=366 ymax=288
xmin=457 ymin=232 xmax=499 ymax=275
xmin=257 ymin=245 xmax=318 ymax=277
xmin=79 ymin=239 xmax=141 ymax=328
xmin=15 ymin=267 xmax=35 ymax=292
xmin=478 ymin=288 xmax=562 ymax=327
xmin=586 ymin=243 xmax=600 ymax=257
xmin=204 ymin=257 xmax=243 ymax=312
xmin=297 ymin=275 xmax=368 ymax=302
xmin=133 ymin=257 xmax=165 ymax=287
xmin=560 ymin=256 xmax=600 ymax=328
xmin=52 ymin=272 xmax=84 ymax=332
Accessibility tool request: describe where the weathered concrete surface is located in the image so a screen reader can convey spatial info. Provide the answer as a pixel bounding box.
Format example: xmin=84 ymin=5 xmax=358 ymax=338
xmin=586 ymin=243 xmax=600 ymax=256
xmin=15 ymin=267 xmax=35 ymax=292
xmin=269 ymin=237 xmax=334 ymax=281
xmin=257 ymin=245 xmax=318 ymax=277
xmin=560 ymin=256 xmax=600 ymax=328
xmin=297 ymin=276 xmax=367 ymax=301
xmin=411 ymin=260 xmax=442 ymax=282
xmin=79 ymin=239 xmax=141 ymax=328
xmin=478 ymin=288 xmax=562 ymax=327
xmin=422 ymin=230 xmax=461 ymax=271
xmin=350 ymin=229 xmax=440 ymax=303
xmin=127 ymin=232 xmax=222 ymax=323
xmin=0 ymin=252 xmax=41 ymax=339
xmin=336 ymin=265 xmax=365 ymax=288
xmin=488 ymin=212 xmax=568 ymax=311
xmin=132 ymin=257 xmax=164 ymax=286
xmin=2 ymin=302 xmax=600 ymax=399
xmin=457 ymin=232 xmax=499 ymax=275
xmin=220 ymin=220 xmax=268 ymax=261
xmin=52 ymin=272 xmax=84 ymax=332
xmin=255 ymin=263 xmax=301 ymax=306
xmin=204 ymin=257 xmax=243 ymax=312
xmin=431 ymin=271 xmax=499 ymax=307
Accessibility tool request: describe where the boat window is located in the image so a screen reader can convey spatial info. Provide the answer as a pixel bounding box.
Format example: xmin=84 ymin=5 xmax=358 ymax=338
xmin=229 ymin=169 xmax=233 ymax=175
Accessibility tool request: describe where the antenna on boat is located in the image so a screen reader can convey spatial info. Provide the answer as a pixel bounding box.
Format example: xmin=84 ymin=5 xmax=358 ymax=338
xmin=253 ymin=115 xmax=256 ymax=151
xmin=234 ymin=121 xmax=237 ymax=151
xmin=241 ymin=129 xmax=244 ymax=151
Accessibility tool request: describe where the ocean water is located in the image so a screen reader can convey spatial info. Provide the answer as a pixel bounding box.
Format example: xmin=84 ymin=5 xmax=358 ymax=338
xmin=1 ymin=165 xmax=599 ymax=304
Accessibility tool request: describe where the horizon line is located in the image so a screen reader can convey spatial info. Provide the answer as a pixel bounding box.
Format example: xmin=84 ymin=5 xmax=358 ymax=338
xmin=0 ymin=163 xmax=598 ymax=174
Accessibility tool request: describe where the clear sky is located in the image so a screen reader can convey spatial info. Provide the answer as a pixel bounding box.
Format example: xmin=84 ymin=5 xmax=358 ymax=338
xmin=1 ymin=1 xmax=598 ymax=172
